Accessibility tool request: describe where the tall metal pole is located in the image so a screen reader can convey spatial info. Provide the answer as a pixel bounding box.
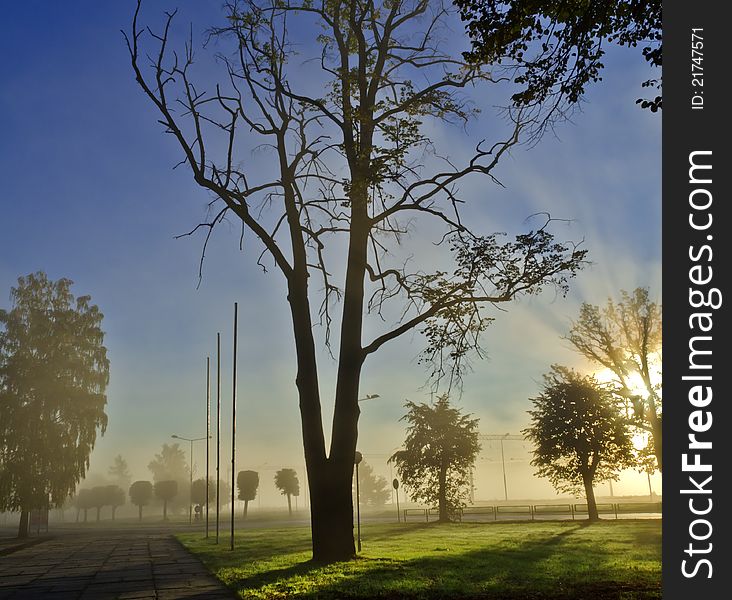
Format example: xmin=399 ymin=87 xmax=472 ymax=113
xmin=206 ymin=356 xmax=210 ymax=538
xmin=500 ymin=437 xmax=508 ymax=501
xmin=189 ymin=439 xmax=194 ymax=524
xmin=355 ymin=462 xmax=362 ymax=552
xmin=216 ymin=333 xmax=221 ymax=544
xmin=230 ymin=302 xmax=238 ymax=551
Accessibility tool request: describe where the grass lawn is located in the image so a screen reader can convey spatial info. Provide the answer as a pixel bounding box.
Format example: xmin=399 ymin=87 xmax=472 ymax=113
xmin=178 ymin=519 xmax=660 ymax=599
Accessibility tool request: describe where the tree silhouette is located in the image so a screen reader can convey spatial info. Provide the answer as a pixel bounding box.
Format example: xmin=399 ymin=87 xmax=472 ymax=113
xmin=148 ymin=443 xmax=189 ymax=513
xmin=74 ymin=489 xmax=94 ymax=523
xmin=391 ymin=395 xmax=480 ymax=522
xmin=129 ymin=480 xmax=154 ymax=521
xmin=0 ymin=272 xmax=109 ymax=538
xmin=89 ymin=486 xmax=107 ymax=522
xmin=355 ymin=461 xmax=390 ymax=507
xmin=237 ymin=471 xmax=259 ymax=518
xmin=106 ymin=485 xmax=126 ymax=520
xmin=126 ymin=0 xmax=586 ymax=561
xmin=455 ymin=0 xmax=662 ymax=117
xmin=274 ymin=469 xmax=300 ymax=516
xmin=566 ymin=288 xmax=662 ymax=470
xmin=108 ymin=455 xmax=132 ymax=491
xmin=523 ymin=366 xmax=636 ymax=521
xmin=154 ymin=480 xmax=178 ymax=520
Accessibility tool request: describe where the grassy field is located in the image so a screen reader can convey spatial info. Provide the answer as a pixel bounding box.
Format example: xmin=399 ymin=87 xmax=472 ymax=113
xmin=179 ymin=520 xmax=661 ymax=599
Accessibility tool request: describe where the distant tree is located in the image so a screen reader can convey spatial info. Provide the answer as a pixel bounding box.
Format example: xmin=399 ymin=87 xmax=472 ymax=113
xmin=108 ymin=455 xmax=132 ymax=490
xmin=154 ymin=480 xmax=178 ymax=520
xmin=390 ymin=395 xmax=480 ymax=522
xmin=74 ymin=489 xmax=95 ymax=523
xmin=237 ymin=471 xmax=259 ymax=518
xmin=523 ymin=366 xmax=636 ymax=521
xmin=0 ymin=272 xmax=110 ymax=538
xmin=217 ymin=480 xmax=231 ymax=509
xmin=274 ymin=469 xmax=300 ymax=516
xmin=89 ymin=486 xmax=108 ymax=522
xmin=356 ymin=462 xmax=390 ymax=507
xmin=129 ymin=480 xmax=153 ymax=521
xmin=148 ymin=443 xmax=189 ymax=513
xmin=106 ymin=485 xmax=126 ymax=520
xmin=566 ymin=288 xmax=662 ymax=470
xmin=455 ymin=0 xmax=662 ymax=117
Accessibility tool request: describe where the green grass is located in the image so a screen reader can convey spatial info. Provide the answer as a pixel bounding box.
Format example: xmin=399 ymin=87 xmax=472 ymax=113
xmin=179 ymin=520 xmax=661 ymax=599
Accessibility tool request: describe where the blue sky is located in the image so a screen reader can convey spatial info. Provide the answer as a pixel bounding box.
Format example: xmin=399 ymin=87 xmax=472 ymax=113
xmin=0 ymin=2 xmax=660 ymax=504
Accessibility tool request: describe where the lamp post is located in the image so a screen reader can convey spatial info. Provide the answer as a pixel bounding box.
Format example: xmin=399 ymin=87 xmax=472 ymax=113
xmin=171 ymin=434 xmax=209 ymax=524
xmin=354 ymin=451 xmax=363 ymax=552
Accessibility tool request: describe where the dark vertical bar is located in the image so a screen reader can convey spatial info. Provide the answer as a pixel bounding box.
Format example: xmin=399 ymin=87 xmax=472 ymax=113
xmin=206 ymin=356 xmax=210 ymax=538
xmin=230 ymin=302 xmax=238 ymax=551
xmin=216 ymin=333 xmax=221 ymax=544
xmin=664 ymin=2 xmax=726 ymax=597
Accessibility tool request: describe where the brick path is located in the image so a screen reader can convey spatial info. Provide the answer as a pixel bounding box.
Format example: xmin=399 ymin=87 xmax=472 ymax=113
xmin=0 ymin=532 xmax=235 ymax=599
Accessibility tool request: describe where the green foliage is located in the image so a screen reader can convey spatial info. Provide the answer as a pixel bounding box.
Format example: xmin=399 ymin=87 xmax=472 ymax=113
xmin=0 ymin=272 xmax=109 ymax=513
xmin=390 ymin=395 xmax=480 ymax=521
xmin=154 ymin=480 xmax=179 ymax=502
xmin=192 ymin=477 xmax=216 ymax=505
xmin=523 ymin=366 xmax=636 ymax=496
xmin=274 ymin=468 xmax=300 ymax=497
xmin=455 ymin=0 xmax=662 ymax=111
xmin=147 ymin=443 xmax=188 ymax=482
xmin=237 ymin=471 xmax=260 ymax=502
xmin=355 ymin=461 xmax=390 ymax=507
xmin=129 ymin=480 xmax=154 ymax=507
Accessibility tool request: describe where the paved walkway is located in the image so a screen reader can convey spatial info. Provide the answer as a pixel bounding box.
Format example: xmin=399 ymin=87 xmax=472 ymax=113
xmin=0 ymin=532 xmax=235 ymax=599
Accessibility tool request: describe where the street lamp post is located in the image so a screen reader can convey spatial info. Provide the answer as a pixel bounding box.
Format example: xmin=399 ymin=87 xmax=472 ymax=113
xmin=354 ymin=451 xmax=363 ymax=552
xmin=171 ymin=434 xmax=209 ymax=524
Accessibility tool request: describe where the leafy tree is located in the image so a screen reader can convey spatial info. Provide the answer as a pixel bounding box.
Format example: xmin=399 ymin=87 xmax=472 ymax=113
xmin=566 ymin=288 xmax=662 ymax=470
xmin=355 ymin=461 xmax=390 ymax=507
xmin=129 ymin=480 xmax=153 ymax=521
xmin=390 ymin=395 xmax=480 ymax=522
xmin=74 ymin=489 xmax=95 ymax=523
xmin=523 ymin=366 xmax=635 ymax=521
xmin=148 ymin=443 xmax=189 ymax=513
xmin=154 ymin=480 xmax=178 ymax=520
xmin=89 ymin=486 xmax=108 ymax=522
xmin=455 ymin=0 xmax=662 ymax=118
xmin=274 ymin=469 xmax=300 ymax=516
xmin=127 ymin=0 xmax=586 ymax=561
xmin=0 ymin=272 xmax=109 ymax=538
xmin=106 ymin=485 xmax=126 ymax=520
xmin=108 ymin=455 xmax=132 ymax=491
xmin=237 ymin=471 xmax=259 ymax=518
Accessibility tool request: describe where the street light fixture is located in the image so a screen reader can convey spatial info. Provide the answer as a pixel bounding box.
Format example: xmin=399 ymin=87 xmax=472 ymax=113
xmin=171 ymin=434 xmax=209 ymax=524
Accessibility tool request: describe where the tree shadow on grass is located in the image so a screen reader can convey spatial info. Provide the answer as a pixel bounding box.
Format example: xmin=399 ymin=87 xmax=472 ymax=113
xmin=223 ymin=521 xmax=660 ymax=599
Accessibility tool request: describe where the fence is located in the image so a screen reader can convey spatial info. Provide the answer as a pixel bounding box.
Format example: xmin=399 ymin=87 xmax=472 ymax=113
xmin=403 ymin=502 xmax=661 ymax=522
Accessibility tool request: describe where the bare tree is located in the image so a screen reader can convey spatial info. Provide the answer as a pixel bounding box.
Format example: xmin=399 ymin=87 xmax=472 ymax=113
xmin=126 ymin=0 xmax=586 ymax=561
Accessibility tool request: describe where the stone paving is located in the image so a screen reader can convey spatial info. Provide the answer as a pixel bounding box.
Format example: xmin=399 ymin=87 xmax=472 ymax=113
xmin=0 ymin=532 xmax=235 ymax=599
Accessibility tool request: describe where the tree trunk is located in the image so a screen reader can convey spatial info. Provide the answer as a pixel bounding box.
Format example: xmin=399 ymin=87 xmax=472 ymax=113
xmin=83 ymin=509 xmax=88 ymax=523
xmin=583 ymin=475 xmax=599 ymax=522
xmin=309 ymin=462 xmax=356 ymax=563
xmin=76 ymin=508 xmax=80 ymax=523
xmin=112 ymin=506 xmax=117 ymax=521
xmin=438 ymin=461 xmax=448 ymax=522
xmin=163 ymin=500 xmax=168 ymax=521
xmin=17 ymin=510 xmax=29 ymax=539
xmin=287 ymin=493 xmax=292 ymax=516
xmin=96 ymin=507 xmax=101 ymax=522
xmin=244 ymin=500 xmax=248 ymax=519
xmin=138 ymin=504 xmax=143 ymax=521
xmin=651 ymin=415 xmax=662 ymax=472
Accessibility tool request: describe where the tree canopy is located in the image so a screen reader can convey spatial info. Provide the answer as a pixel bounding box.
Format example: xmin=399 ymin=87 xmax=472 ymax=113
xmin=127 ymin=0 xmax=586 ymax=561
xmin=455 ymin=0 xmax=662 ymax=118
xmin=390 ymin=395 xmax=480 ymax=522
xmin=237 ymin=470 xmax=260 ymax=517
xmin=129 ymin=480 xmax=154 ymax=521
xmin=108 ymin=455 xmax=132 ymax=490
xmin=274 ymin=468 xmax=300 ymax=516
xmin=523 ymin=366 xmax=635 ymax=521
xmin=566 ymin=288 xmax=662 ymax=469
xmin=356 ymin=461 xmax=391 ymax=507
xmin=0 ymin=272 xmax=109 ymax=537
xmin=154 ymin=480 xmax=178 ymax=520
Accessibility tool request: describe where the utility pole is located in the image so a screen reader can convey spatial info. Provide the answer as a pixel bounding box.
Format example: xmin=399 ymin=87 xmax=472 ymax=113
xmin=479 ymin=434 xmax=524 ymax=501
xmin=230 ymin=302 xmax=238 ymax=551
xmin=216 ymin=333 xmax=221 ymax=544
xmin=206 ymin=356 xmax=210 ymax=537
